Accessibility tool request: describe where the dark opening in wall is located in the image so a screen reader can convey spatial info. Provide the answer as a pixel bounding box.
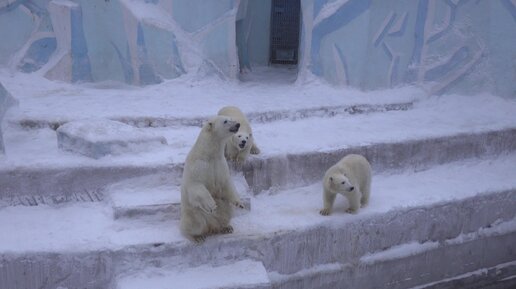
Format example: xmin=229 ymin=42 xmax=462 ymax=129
xmin=269 ymin=0 xmax=301 ymax=65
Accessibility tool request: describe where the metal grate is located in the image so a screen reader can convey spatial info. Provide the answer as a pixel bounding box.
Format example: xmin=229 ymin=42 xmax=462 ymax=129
xmin=269 ymin=0 xmax=301 ymax=65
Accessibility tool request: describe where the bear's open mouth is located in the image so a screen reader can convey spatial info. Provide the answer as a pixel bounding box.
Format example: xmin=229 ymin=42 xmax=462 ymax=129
xmin=238 ymin=143 xmax=246 ymax=149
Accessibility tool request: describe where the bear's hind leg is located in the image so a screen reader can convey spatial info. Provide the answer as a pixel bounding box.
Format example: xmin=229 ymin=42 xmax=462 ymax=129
xmin=212 ymin=198 xmax=234 ymax=235
xmin=180 ymin=207 xmax=210 ymax=243
xmin=361 ymin=180 xmax=371 ymax=207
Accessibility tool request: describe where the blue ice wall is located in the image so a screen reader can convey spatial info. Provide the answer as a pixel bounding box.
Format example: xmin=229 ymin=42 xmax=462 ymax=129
xmin=0 ymin=0 xmax=514 ymax=97
xmin=305 ymin=0 xmax=516 ymax=97
xmin=0 ymin=0 xmax=238 ymax=85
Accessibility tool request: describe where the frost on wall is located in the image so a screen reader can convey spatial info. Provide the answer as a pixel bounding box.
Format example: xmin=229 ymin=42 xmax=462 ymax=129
xmin=307 ymin=0 xmax=516 ymax=97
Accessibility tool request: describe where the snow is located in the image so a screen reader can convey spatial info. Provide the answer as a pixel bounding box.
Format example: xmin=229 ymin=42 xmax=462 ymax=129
xmin=0 ymin=153 xmax=515 ymax=253
xmin=0 ymin=65 xmax=514 ymax=288
xmin=0 ymin=67 xmax=421 ymax=123
xmin=116 ymin=259 xmax=270 ymax=289
xmin=56 ymin=119 xmax=167 ymax=158
xmin=360 ymin=241 xmax=439 ymax=264
xmin=0 ymin=67 xmax=515 ymax=170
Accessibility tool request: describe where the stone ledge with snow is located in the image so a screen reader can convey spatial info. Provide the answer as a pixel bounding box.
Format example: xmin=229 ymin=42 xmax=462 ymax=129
xmin=1 ymin=154 xmax=515 ymax=289
xmin=56 ymin=119 xmax=168 ymax=159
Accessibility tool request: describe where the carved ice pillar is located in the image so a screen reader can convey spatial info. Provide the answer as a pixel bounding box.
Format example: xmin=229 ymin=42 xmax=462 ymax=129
xmin=46 ymin=0 xmax=92 ymax=82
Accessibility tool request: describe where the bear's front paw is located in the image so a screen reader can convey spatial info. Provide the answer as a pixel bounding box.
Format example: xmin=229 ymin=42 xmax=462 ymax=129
xmin=319 ymin=208 xmax=331 ymax=216
xmin=193 ymin=235 xmax=206 ymax=244
xmin=221 ymin=225 xmax=234 ymax=234
xmin=199 ymin=198 xmax=217 ymax=214
xmin=250 ymin=146 xmax=260 ymax=155
xmin=346 ymin=208 xmax=358 ymax=214
xmin=233 ymin=201 xmax=245 ymax=209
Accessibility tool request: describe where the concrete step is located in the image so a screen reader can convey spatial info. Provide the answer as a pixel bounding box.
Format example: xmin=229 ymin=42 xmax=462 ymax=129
xmin=1 ymin=154 xmax=515 ymax=289
xmin=243 ymin=128 xmax=516 ymax=193
xmin=271 ymin=229 xmax=516 ymax=289
xmin=116 ymin=259 xmax=271 ymax=289
xmin=107 ymin=172 xmax=252 ymax=220
xmin=13 ymin=101 xmax=413 ymax=130
xmin=1 ymin=128 xmax=515 ymax=205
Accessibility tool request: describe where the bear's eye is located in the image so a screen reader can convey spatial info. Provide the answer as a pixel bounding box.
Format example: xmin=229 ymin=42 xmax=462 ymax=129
xmin=224 ymin=120 xmax=228 ymax=124
xmin=238 ymin=135 xmax=241 ymax=137
xmin=341 ymin=181 xmax=346 ymax=184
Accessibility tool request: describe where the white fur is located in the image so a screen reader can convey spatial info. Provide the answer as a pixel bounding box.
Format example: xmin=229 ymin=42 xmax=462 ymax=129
xmin=180 ymin=115 xmax=244 ymax=242
xmin=218 ymin=106 xmax=260 ymax=163
xmin=320 ymin=154 xmax=372 ymax=215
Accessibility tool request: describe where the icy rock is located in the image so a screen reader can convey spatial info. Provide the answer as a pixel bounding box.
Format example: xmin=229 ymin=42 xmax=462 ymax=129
xmin=0 ymin=82 xmax=18 ymax=154
xmin=56 ymin=119 xmax=167 ymax=159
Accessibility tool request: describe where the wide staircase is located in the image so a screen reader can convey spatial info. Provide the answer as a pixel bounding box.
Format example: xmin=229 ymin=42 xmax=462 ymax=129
xmin=1 ymin=97 xmax=515 ymax=289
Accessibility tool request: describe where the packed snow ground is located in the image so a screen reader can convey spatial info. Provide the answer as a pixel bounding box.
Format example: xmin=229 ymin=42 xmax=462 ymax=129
xmin=1 ymin=153 xmax=515 ymax=253
xmin=0 ymin=68 xmax=515 ymax=253
xmin=0 ymin=67 xmax=515 ymax=169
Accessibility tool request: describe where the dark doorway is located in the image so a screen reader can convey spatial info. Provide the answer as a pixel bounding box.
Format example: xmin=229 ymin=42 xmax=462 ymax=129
xmin=269 ymin=0 xmax=301 ymax=65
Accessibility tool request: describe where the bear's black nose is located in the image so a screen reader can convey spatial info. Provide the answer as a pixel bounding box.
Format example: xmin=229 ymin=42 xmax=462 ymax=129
xmin=242 ymin=140 xmax=246 ymax=144
xmin=349 ymin=186 xmax=354 ymax=191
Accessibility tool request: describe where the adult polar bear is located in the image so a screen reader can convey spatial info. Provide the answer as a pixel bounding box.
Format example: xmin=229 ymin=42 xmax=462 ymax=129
xmin=320 ymin=154 xmax=371 ymax=216
xmin=218 ymin=106 xmax=260 ymax=163
xmin=180 ymin=115 xmax=244 ymax=242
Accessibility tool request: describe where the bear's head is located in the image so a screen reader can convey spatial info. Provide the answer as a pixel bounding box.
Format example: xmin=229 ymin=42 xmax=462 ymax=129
xmin=231 ymin=131 xmax=252 ymax=151
xmin=329 ymin=174 xmax=354 ymax=193
xmin=205 ymin=116 xmax=240 ymax=139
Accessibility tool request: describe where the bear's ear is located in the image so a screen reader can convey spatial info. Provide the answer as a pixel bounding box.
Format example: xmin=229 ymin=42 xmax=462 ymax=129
xmin=207 ymin=121 xmax=213 ymax=131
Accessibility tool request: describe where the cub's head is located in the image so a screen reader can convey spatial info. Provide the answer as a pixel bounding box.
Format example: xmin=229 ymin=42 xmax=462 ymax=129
xmin=329 ymin=174 xmax=354 ymax=193
xmin=231 ymin=131 xmax=252 ymax=151
xmin=205 ymin=116 xmax=240 ymax=139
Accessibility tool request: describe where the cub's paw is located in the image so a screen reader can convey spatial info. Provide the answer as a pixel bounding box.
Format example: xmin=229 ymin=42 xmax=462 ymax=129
xmin=319 ymin=208 xmax=331 ymax=216
xmin=193 ymin=235 xmax=206 ymax=244
xmin=199 ymin=198 xmax=217 ymax=214
xmin=221 ymin=225 xmax=234 ymax=234
xmin=345 ymin=208 xmax=358 ymax=214
xmin=250 ymin=146 xmax=260 ymax=155
xmin=233 ymin=201 xmax=245 ymax=209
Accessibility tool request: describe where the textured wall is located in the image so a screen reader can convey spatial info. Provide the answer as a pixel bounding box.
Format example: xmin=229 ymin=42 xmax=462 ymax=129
xmin=301 ymin=0 xmax=516 ymax=97
xmin=0 ymin=0 xmax=514 ymax=96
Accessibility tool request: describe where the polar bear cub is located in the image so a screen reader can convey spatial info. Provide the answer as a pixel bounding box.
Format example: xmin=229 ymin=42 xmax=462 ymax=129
xmin=218 ymin=106 xmax=260 ymax=163
xmin=180 ymin=115 xmax=244 ymax=243
xmin=320 ymin=154 xmax=371 ymax=215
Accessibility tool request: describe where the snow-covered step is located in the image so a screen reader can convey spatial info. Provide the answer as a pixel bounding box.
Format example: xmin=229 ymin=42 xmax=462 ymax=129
xmin=108 ymin=173 xmax=252 ymax=220
xmin=2 ymin=128 xmax=514 ymax=203
xmin=244 ymin=128 xmax=516 ymax=193
xmin=1 ymin=154 xmax=515 ymax=289
xmin=270 ymin=226 xmax=516 ymax=289
xmin=15 ymin=102 xmax=413 ymax=129
xmin=116 ymin=260 xmax=271 ymax=289
xmin=56 ymin=119 xmax=168 ymax=159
